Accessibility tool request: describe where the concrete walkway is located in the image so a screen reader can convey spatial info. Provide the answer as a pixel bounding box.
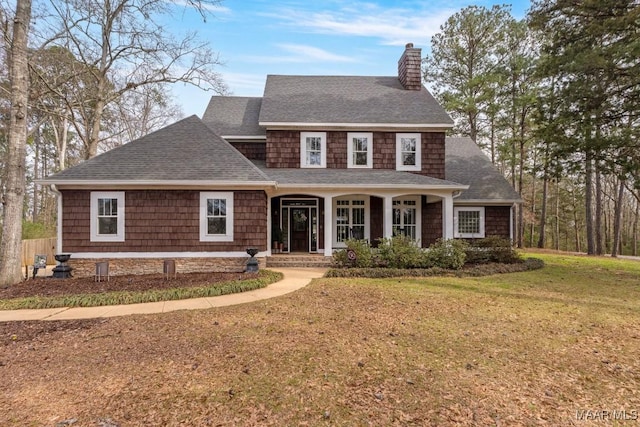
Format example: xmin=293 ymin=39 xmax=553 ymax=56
xmin=0 ymin=268 xmax=326 ymax=322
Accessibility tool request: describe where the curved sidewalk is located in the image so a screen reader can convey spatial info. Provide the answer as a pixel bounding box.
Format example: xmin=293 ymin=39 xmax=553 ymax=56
xmin=0 ymin=268 xmax=326 ymax=322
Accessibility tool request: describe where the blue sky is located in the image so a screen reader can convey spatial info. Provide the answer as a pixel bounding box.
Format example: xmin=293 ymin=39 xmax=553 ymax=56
xmin=170 ymin=0 xmax=532 ymax=117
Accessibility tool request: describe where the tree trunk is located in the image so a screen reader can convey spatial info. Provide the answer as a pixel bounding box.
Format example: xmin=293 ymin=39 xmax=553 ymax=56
xmin=595 ymin=162 xmax=603 ymax=255
xmin=537 ymin=176 xmax=547 ymax=248
xmin=537 ymin=148 xmax=549 ymax=248
xmin=611 ymin=179 xmax=625 ymax=257
xmin=554 ymin=180 xmax=560 ymax=251
xmin=0 ymin=0 xmax=32 ymax=286
xmin=585 ymin=149 xmax=595 ymax=255
xmin=634 ymin=200 xmax=639 ymax=257
xmin=32 ymin=125 xmax=40 ymax=222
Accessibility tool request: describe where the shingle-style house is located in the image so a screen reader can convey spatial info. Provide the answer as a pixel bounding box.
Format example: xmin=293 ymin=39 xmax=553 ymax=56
xmin=41 ymin=44 xmax=521 ymax=276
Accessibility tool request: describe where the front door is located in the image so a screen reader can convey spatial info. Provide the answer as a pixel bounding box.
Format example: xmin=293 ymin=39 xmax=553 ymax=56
xmin=290 ymin=208 xmax=309 ymax=252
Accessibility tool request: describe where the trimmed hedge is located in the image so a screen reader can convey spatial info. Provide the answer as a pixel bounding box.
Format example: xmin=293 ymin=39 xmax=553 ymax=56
xmin=325 ymin=257 xmax=544 ymax=278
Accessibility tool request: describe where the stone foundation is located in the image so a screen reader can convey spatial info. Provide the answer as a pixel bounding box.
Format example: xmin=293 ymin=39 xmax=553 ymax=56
xmin=69 ymin=257 xmax=265 ymax=278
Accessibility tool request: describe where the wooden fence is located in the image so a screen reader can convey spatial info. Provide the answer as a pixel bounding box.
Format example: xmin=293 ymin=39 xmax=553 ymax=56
xmin=21 ymin=238 xmax=57 ymax=266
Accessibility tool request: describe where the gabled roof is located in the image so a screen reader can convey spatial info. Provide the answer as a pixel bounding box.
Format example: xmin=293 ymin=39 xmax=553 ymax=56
xmin=41 ymin=115 xmax=272 ymax=186
xmin=202 ymin=97 xmax=265 ymax=138
xmin=258 ymin=75 xmax=454 ymax=128
xmin=446 ymin=137 xmax=522 ymax=203
xmin=253 ymin=161 xmax=466 ymax=190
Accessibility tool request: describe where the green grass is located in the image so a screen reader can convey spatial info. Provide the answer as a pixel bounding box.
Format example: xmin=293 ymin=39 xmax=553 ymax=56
xmin=0 ymin=270 xmax=283 ymax=310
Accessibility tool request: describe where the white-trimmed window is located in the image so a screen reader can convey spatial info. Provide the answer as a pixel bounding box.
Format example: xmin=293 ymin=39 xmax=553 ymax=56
xmin=300 ymin=132 xmax=326 ymax=168
xmin=392 ymin=197 xmax=421 ymax=240
xmin=333 ymin=196 xmax=370 ymax=246
xmin=347 ymin=132 xmax=373 ymax=168
xmin=396 ymin=133 xmax=421 ymax=171
xmin=90 ymin=191 xmax=125 ymax=242
xmin=200 ymin=192 xmax=234 ymax=242
xmin=454 ymin=207 xmax=485 ymax=238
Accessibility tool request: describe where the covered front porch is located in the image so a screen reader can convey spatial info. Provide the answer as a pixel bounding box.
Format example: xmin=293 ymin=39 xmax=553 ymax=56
xmin=267 ymin=190 xmax=460 ymax=256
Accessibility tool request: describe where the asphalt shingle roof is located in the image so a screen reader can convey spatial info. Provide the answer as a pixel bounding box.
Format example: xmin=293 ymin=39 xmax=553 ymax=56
xmin=259 ymin=75 xmax=454 ymax=126
xmin=202 ymin=97 xmax=265 ymax=137
xmin=42 ymin=115 xmax=271 ymax=183
xmin=446 ymin=137 xmax=522 ymax=203
xmin=253 ymin=161 xmax=465 ymax=188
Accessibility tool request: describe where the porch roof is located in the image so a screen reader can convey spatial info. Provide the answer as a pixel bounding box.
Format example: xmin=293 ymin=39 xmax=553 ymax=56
xmin=253 ymin=161 xmax=466 ymax=190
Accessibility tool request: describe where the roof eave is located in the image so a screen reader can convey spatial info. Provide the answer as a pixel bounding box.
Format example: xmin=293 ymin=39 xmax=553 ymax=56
xmin=37 ymin=179 xmax=277 ymax=190
xmin=259 ymin=122 xmax=454 ymax=131
xmin=454 ymin=199 xmax=523 ymax=205
xmin=221 ymin=135 xmax=266 ymax=140
xmin=275 ymin=183 xmax=469 ymax=191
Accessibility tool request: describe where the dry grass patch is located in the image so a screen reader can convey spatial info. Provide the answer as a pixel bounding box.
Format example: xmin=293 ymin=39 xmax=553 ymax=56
xmin=1 ymin=253 xmax=640 ymax=426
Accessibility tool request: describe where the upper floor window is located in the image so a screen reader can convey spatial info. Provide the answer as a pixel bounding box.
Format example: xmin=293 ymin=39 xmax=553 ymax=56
xmin=454 ymin=207 xmax=485 ymax=238
xmin=300 ymin=132 xmax=326 ymax=168
xmin=200 ymin=192 xmax=234 ymax=242
xmin=90 ymin=191 xmax=125 ymax=242
xmin=396 ymin=133 xmax=421 ymax=171
xmin=347 ymin=132 xmax=373 ymax=168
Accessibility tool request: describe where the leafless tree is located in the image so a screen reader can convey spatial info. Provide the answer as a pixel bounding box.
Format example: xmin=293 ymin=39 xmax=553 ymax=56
xmin=0 ymin=0 xmax=32 ymax=286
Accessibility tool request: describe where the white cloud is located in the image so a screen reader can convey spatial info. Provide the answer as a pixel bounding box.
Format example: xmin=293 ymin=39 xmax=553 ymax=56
xmin=277 ymin=44 xmax=357 ymax=62
xmin=241 ymin=44 xmax=358 ymax=64
xmin=266 ymin=2 xmax=456 ymax=46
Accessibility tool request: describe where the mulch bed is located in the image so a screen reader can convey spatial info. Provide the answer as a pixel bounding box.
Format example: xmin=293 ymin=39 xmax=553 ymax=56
xmin=0 ymin=271 xmax=247 ymax=300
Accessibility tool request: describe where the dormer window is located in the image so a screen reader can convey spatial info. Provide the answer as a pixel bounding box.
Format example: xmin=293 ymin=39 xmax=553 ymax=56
xmin=396 ymin=133 xmax=421 ymax=171
xmin=347 ymin=132 xmax=373 ymax=168
xmin=300 ymin=132 xmax=326 ymax=168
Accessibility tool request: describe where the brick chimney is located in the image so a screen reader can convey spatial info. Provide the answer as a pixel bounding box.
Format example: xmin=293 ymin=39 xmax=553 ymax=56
xmin=398 ymin=43 xmax=422 ymax=90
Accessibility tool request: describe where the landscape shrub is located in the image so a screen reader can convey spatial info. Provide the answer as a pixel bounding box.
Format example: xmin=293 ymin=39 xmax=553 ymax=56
xmin=465 ymin=236 xmax=522 ymax=264
xmin=376 ymin=235 xmax=424 ymax=268
xmin=332 ymin=239 xmax=373 ymax=268
xmin=325 ymin=257 xmax=544 ymax=278
xmin=424 ymin=238 xmax=468 ymax=270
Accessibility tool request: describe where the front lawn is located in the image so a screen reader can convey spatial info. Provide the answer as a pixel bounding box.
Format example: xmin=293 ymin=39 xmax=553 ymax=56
xmin=1 ymin=253 xmax=639 ymax=425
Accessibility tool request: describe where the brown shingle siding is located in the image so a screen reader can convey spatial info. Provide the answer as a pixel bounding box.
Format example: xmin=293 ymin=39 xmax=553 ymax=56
xmin=266 ymin=130 xmax=300 ymax=168
xmin=421 ymin=132 xmax=446 ymax=179
xmin=327 ymin=132 xmax=347 ymax=168
xmin=422 ymin=199 xmax=442 ymax=247
xmin=265 ymin=130 xmax=446 ymax=176
xmin=230 ymin=141 xmax=266 ymax=161
xmin=61 ymin=190 xmax=267 ymax=253
xmin=485 ymin=206 xmax=512 ymax=239
xmin=373 ymin=132 xmax=396 ymax=169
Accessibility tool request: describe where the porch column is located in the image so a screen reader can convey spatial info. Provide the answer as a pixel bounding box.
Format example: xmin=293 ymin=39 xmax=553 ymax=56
xmin=443 ymin=194 xmax=454 ymax=239
xmin=323 ymin=195 xmax=333 ymax=256
xmin=383 ymin=195 xmax=394 ymax=238
xmin=267 ymin=195 xmax=272 ymax=256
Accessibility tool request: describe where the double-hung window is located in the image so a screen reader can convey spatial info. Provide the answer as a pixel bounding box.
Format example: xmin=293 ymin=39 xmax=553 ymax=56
xmin=347 ymin=132 xmax=373 ymax=168
xmin=200 ymin=192 xmax=234 ymax=242
xmin=90 ymin=191 xmax=125 ymax=242
xmin=454 ymin=207 xmax=485 ymax=238
xmin=396 ymin=133 xmax=421 ymax=171
xmin=300 ymin=132 xmax=326 ymax=168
